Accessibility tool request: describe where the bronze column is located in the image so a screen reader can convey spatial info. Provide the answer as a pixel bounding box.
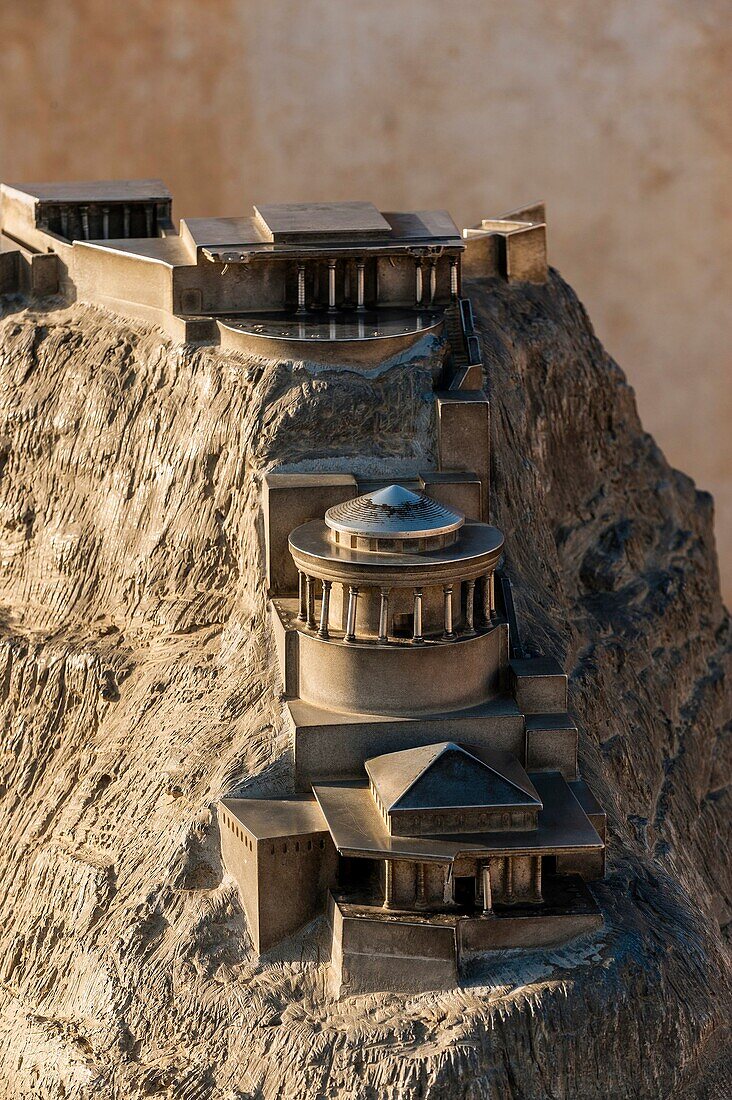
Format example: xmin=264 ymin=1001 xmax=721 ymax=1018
xmin=297 ymin=571 xmax=307 ymax=622
xmin=482 ymin=862 xmax=493 ymax=914
xmin=465 ymin=579 xmax=476 ymax=635
xmin=413 ymin=588 xmax=424 ymax=643
xmin=297 ymin=263 xmax=307 ymax=314
xmin=356 ymin=259 xmax=366 ymax=311
xmin=443 ymin=584 xmax=455 ymax=639
xmin=318 ymin=579 xmax=332 ymax=638
xmin=344 ymin=585 xmax=359 ymax=642
xmin=415 ymin=259 xmax=423 ymax=307
xmin=327 ymin=259 xmax=337 ymax=312
xmin=378 ymin=587 xmax=390 ymax=644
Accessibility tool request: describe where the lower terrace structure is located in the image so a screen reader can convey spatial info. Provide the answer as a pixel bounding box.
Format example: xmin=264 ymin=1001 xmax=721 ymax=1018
xmin=220 ymin=479 xmax=606 ymax=995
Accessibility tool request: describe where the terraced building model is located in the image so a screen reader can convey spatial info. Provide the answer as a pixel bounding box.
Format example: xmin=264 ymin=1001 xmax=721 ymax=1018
xmin=0 ymin=181 xmax=728 ymax=1096
xmin=1 ymin=183 xmax=604 ymax=992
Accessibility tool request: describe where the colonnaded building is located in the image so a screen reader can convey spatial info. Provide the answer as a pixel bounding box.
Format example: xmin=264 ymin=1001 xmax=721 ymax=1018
xmin=0 ymin=180 xmax=605 ymax=994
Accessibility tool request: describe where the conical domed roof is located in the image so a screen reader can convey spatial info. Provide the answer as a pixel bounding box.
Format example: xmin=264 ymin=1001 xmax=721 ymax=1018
xmin=325 ymin=484 xmax=465 ymax=541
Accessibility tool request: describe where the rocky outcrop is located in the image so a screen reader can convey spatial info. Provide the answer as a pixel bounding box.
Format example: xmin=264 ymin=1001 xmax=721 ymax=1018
xmin=0 ymin=277 xmax=728 ymax=1099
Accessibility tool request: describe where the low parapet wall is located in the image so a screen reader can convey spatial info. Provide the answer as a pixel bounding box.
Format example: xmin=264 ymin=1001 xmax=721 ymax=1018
xmin=218 ymin=314 xmax=444 ymax=368
xmin=0 ymin=240 xmax=60 ymax=297
xmin=71 ymin=242 xmax=175 ymax=330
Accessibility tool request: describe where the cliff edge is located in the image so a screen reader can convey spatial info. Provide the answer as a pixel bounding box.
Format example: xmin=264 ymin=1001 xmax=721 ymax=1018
xmin=0 ymin=273 xmax=728 ymax=1098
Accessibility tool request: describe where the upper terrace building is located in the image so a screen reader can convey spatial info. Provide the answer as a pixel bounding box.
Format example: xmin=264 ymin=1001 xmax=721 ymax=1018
xmin=0 ymin=179 xmax=547 ymax=382
xmin=0 ymin=182 xmax=461 ymax=366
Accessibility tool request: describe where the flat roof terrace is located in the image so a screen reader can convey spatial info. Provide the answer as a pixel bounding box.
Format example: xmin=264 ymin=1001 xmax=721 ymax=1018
xmin=221 ymin=795 xmax=328 ymax=841
xmin=74 ymin=236 xmax=192 ymax=265
xmin=254 ymin=201 xmax=391 ymax=242
xmin=182 ymin=204 xmax=464 ymax=261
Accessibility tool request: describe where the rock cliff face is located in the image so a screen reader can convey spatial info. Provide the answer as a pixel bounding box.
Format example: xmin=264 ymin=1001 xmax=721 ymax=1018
xmin=0 ymin=275 xmax=728 ymax=1099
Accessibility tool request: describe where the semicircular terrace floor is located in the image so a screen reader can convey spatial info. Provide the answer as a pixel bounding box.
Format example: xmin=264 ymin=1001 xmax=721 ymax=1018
xmin=219 ymin=307 xmax=444 ymax=343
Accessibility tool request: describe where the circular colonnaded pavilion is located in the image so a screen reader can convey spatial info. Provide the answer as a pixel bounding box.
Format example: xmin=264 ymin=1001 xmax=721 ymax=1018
xmin=286 ymin=485 xmax=506 ymax=716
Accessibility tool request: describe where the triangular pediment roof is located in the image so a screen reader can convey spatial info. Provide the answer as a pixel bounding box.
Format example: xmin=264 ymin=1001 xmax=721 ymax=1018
xmin=365 ymin=743 xmax=542 ymax=814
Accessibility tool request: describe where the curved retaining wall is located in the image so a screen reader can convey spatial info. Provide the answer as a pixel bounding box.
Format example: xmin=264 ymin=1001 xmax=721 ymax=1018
xmin=297 ymin=625 xmax=505 ymax=716
xmin=217 ymin=318 xmax=443 ymax=368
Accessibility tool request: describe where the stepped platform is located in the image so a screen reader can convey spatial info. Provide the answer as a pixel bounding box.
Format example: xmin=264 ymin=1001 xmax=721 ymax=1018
xmin=287 ymin=695 xmax=525 ymax=788
xmin=329 ymin=875 xmax=602 ymax=995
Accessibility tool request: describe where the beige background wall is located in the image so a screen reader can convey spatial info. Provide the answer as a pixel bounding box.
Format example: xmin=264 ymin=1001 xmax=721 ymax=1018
xmin=1 ymin=0 xmax=729 ymax=599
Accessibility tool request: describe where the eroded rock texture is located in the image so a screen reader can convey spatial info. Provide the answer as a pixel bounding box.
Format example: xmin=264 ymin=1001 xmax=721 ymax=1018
xmin=0 ymin=276 xmax=728 ymax=1099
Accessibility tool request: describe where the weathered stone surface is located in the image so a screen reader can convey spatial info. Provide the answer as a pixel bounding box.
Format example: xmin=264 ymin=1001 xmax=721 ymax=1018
xmin=0 ymin=274 xmax=727 ymax=1098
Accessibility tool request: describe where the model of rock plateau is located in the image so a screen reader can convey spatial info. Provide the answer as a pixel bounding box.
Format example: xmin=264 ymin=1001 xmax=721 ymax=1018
xmin=0 ymin=228 xmax=728 ymax=1093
